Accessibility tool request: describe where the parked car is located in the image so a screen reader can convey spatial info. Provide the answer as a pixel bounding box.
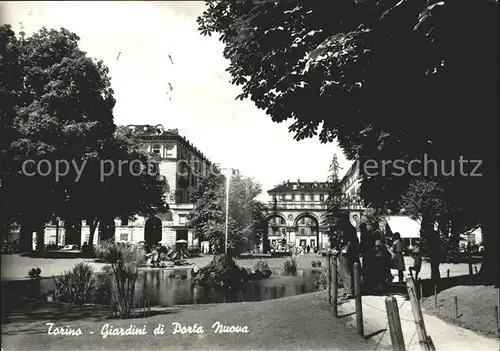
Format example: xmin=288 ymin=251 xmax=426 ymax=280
xmin=60 ymin=244 xmax=79 ymax=251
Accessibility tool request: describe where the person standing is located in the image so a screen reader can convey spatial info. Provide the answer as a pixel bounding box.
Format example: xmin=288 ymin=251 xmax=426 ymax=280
xmin=359 ymin=223 xmax=375 ymax=286
xmin=391 ymin=232 xmax=406 ymax=284
xmin=373 ymin=238 xmax=391 ymax=289
xmin=334 ymin=214 xmax=359 ymax=299
xmin=410 ymin=243 xmax=422 ymax=281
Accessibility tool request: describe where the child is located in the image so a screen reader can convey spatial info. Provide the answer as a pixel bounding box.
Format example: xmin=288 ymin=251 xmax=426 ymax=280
xmin=410 ymin=243 xmax=422 ymax=281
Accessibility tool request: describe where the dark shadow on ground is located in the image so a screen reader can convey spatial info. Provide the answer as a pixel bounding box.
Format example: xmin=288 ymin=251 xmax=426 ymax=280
xmin=417 ymin=274 xmax=488 ymax=298
xmin=1 ymin=294 xmax=180 ymax=334
xmin=364 ymin=329 xmax=387 ymax=340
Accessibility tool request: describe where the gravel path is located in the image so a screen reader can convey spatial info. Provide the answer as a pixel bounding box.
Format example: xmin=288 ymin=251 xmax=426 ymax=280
xmin=1 ymin=291 xmax=374 ymax=351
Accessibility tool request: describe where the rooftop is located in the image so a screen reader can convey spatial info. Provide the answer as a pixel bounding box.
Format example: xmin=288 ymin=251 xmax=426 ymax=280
xmin=126 ymin=124 xmax=210 ymax=162
xmin=267 ymin=181 xmax=332 ymax=194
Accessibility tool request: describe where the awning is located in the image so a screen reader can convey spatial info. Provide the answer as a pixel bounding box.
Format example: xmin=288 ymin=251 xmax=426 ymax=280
xmin=385 ymin=216 xmax=421 ymax=239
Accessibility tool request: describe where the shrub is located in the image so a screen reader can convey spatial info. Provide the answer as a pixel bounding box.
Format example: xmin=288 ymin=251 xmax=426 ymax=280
xmin=311 ymin=261 xmax=317 ymax=267
xmin=313 ymin=268 xmax=328 ymax=290
xmin=53 ymin=262 xmax=96 ymax=305
xmin=283 ymin=257 xmax=297 ymax=275
xmin=95 ymin=240 xmax=145 ymax=319
xmin=253 ymin=259 xmax=269 ymax=272
xmin=28 ymin=268 xmax=41 ymax=278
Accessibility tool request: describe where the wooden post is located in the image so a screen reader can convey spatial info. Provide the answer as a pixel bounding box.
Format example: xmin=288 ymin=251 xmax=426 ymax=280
xmin=454 ymin=296 xmax=459 ymax=319
xmin=419 ymin=279 xmax=423 ymax=304
xmin=386 ymin=296 xmax=406 ymax=351
xmin=327 ymin=253 xmax=332 ymax=305
xmin=474 ymin=266 xmax=478 ymax=275
xmin=447 ymin=269 xmax=450 ymax=278
xmin=353 ymin=262 xmax=364 ymax=337
xmin=434 ymin=285 xmax=437 ymax=309
xmin=332 ymin=255 xmax=338 ymax=318
xmin=468 ymin=262 xmax=473 ymax=275
xmin=495 ymin=306 xmax=499 ymax=338
xmin=406 ymin=274 xmax=431 ymax=351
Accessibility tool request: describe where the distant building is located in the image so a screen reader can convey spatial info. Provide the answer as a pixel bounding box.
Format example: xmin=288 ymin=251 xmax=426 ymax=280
xmin=41 ymin=125 xmax=213 ymax=248
xmin=266 ymin=180 xmax=331 ymax=250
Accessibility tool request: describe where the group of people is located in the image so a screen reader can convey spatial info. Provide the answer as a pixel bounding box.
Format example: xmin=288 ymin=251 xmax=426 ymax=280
xmin=331 ymin=214 xmax=422 ymax=298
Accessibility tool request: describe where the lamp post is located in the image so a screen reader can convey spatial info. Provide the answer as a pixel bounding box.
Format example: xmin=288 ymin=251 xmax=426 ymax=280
xmin=221 ymin=168 xmax=232 ymax=254
xmin=225 ymin=173 xmax=230 ymax=254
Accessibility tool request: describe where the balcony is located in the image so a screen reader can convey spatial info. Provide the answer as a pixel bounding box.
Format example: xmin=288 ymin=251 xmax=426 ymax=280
xmin=266 ymin=202 xmax=327 ymax=210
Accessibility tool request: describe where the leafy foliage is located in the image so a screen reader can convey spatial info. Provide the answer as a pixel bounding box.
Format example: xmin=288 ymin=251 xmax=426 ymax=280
xmin=28 ymin=267 xmax=41 ymax=278
xmin=0 ymin=25 xmax=166 ymax=251
xmin=188 ymin=170 xmax=267 ymax=254
xmin=283 ymin=257 xmax=297 ymax=275
xmin=198 ymin=0 xmax=499 ymax=283
xmin=53 ymin=262 xmax=96 ymax=305
xmin=95 ymin=240 xmax=145 ymax=318
xmin=193 ymin=254 xmax=248 ymax=292
xmin=253 ymin=259 xmax=269 ymax=272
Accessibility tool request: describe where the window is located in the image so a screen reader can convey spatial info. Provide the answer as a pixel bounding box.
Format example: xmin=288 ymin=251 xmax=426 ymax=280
xmin=281 ymin=194 xmax=285 ymax=201
xmin=300 ymin=194 xmax=305 ymax=201
xmin=121 ymin=217 xmax=128 ymax=226
xmin=320 ymin=194 xmax=325 ymax=201
xmin=120 ymin=234 xmax=128 ymax=241
xmin=165 ymin=143 xmax=174 ymax=158
xmin=310 ymin=194 xmax=315 ymax=201
xmin=281 ymin=228 xmax=287 ymax=235
xmin=292 ymin=194 xmax=296 ymax=201
xmin=179 ymin=215 xmax=187 ymax=225
xmin=300 ymin=228 xmax=305 ymax=235
xmin=152 ymin=144 xmax=161 ymax=154
xmin=273 ymin=196 xmax=277 ymax=203
xmin=280 ymin=217 xmax=285 ymax=225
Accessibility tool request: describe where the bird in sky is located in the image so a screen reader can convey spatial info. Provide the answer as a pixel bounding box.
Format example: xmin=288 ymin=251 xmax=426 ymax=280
xmin=116 ymin=52 xmax=122 ymax=60
xmin=168 ymin=55 xmax=174 ymax=64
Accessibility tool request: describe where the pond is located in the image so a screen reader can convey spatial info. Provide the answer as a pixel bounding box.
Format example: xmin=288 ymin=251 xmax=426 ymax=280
xmin=134 ymin=268 xmax=322 ymax=306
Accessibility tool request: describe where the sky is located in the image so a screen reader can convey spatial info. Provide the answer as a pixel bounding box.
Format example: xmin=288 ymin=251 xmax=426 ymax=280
xmin=1 ymin=1 xmax=352 ymax=201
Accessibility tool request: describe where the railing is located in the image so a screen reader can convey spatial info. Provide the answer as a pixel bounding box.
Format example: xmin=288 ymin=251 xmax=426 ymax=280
xmin=266 ymin=202 xmax=328 ymax=210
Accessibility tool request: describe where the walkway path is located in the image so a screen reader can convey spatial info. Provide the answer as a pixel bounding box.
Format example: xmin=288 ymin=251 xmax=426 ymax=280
xmin=1 ymin=291 xmax=373 ymax=351
xmin=339 ymin=294 xmax=499 ymax=350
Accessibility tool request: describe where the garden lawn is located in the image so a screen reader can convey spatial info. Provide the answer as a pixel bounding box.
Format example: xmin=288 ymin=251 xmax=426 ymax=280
xmin=421 ymin=283 xmax=499 ymax=338
xmin=1 ymin=254 xmax=325 ymax=280
xmin=1 ymin=290 xmax=374 ymax=351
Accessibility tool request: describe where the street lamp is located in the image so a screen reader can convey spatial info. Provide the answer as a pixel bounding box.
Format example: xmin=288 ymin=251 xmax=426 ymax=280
xmin=220 ymin=168 xmax=233 ymax=254
xmin=225 ymin=173 xmax=230 ymax=254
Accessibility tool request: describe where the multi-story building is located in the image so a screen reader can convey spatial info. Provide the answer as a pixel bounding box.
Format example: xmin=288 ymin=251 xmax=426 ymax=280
xmin=266 ymin=180 xmax=331 ymax=250
xmin=41 ymin=125 xmax=213 ymax=248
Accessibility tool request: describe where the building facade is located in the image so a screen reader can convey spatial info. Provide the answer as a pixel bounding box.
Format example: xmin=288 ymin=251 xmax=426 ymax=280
xmin=39 ymin=124 xmax=213 ymax=248
xmin=266 ymin=180 xmax=331 ymax=250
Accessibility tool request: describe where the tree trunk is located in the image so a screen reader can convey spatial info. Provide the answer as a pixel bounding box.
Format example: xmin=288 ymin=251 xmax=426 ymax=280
xmin=420 ymin=214 xmax=441 ymax=283
xmin=479 ymin=213 xmax=499 ymax=287
xmin=36 ymin=228 xmax=45 ymax=251
xmin=19 ymin=223 xmax=33 ymax=253
xmin=86 ymin=219 xmax=99 ymax=256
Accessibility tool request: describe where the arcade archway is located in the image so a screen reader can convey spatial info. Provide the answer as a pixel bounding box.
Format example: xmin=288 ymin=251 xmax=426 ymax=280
xmin=144 ymin=217 xmax=162 ymax=245
xmin=294 ymin=214 xmax=319 ymax=250
xmin=99 ymin=219 xmax=116 ymax=242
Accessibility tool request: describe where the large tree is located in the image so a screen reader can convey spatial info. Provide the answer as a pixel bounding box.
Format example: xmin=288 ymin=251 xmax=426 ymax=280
xmin=70 ymin=125 xmax=167 ymax=254
xmin=188 ymin=169 xmax=267 ymax=254
xmin=197 ymin=0 xmax=499 ymax=283
xmin=0 ymin=26 xmax=166 ymax=252
xmin=0 ymin=25 xmax=116 ymax=250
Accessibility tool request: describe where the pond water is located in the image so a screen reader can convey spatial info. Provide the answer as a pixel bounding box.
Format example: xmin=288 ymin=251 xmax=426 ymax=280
xmin=134 ymin=268 xmax=322 ymax=306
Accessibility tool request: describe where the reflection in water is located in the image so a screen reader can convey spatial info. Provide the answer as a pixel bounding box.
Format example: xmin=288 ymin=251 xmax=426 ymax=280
xmin=134 ymin=268 xmax=321 ymax=306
